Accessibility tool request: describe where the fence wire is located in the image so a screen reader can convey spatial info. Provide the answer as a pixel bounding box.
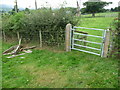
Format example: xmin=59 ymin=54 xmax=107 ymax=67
xmin=3 ymin=30 xmax=66 ymax=51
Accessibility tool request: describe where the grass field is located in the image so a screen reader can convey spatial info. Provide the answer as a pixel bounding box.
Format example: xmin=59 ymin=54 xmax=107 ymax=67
xmin=2 ymin=12 xmax=119 ymax=88
xmin=74 ymin=12 xmax=118 ymax=54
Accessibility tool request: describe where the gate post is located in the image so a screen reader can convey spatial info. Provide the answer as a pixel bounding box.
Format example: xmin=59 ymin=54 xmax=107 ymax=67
xmin=65 ymin=23 xmax=72 ymax=52
xmin=103 ymin=29 xmax=110 ymax=57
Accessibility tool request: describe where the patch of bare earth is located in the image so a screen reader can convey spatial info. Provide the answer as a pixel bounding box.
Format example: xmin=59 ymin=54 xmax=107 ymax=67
xmin=20 ymin=64 xmax=68 ymax=88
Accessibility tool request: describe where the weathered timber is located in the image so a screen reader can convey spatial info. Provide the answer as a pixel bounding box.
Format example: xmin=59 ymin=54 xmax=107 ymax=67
xmin=3 ymin=38 xmax=22 ymax=55
xmin=20 ymin=46 xmax=36 ymax=51
xmin=65 ymin=23 xmax=72 ymax=52
xmin=74 ymin=30 xmax=88 ymax=34
xmin=3 ymin=45 xmax=17 ymax=54
xmin=7 ymin=53 xmax=26 ymax=58
xmin=11 ymin=38 xmax=22 ymax=55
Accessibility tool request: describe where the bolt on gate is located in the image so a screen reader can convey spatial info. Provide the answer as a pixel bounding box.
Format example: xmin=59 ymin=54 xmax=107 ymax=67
xmin=65 ymin=24 xmax=110 ymax=57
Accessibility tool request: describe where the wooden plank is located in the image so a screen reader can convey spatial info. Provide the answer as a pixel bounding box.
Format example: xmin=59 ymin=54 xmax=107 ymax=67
xmin=21 ymin=46 xmax=36 ymax=50
xmin=11 ymin=38 xmax=22 ymax=55
xmin=74 ymin=30 xmax=88 ymax=34
xmin=7 ymin=53 xmax=26 ymax=58
xmin=3 ymin=45 xmax=17 ymax=54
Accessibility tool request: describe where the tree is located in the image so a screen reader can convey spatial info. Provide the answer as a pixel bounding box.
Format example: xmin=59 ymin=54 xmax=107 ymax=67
xmin=25 ymin=8 xmax=30 ymax=13
xmin=14 ymin=0 xmax=18 ymax=12
xmin=110 ymin=8 xmax=114 ymax=12
xmin=35 ymin=0 xmax=37 ymax=10
xmin=118 ymin=6 xmax=120 ymax=11
xmin=81 ymin=8 xmax=86 ymax=14
xmin=12 ymin=5 xmax=19 ymax=13
xmin=110 ymin=6 xmax=120 ymax=12
xmin=114 ymin=6 xmax=120 ymax=12
xmin=114 ymin=7 xmax=118 ymax=12
xmin=83 ymin=0 xmax=112 ymax=17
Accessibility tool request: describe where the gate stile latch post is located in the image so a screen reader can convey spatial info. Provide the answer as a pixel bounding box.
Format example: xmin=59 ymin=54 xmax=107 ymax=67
xmin=102 ymin=29 xmax=110 ymax=57
xmin=65 ymin=23 xmax=72 ymax=52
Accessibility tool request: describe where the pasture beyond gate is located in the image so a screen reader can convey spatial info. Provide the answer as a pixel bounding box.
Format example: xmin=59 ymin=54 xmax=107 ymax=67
xmin=65 ymin=24 xmax=110 ymax=57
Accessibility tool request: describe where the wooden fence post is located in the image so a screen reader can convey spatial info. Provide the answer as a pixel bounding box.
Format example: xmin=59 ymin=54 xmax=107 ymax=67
xmin=103 ymin=29 xmax=110 ymax=57
xmin=3 ymin=31 xmax=6 ymax=42
xmin=108 ymin=28 xmax=113 ymax=57
xmin=65 ymin=23 xmax=72 ymax=52
xmin=39 ymin=30 xmax=42 ymax=48
xmin=17 ymin=32 xmax=20 ymax=40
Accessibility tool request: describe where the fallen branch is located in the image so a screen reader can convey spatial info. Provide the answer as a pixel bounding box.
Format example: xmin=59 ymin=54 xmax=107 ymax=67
xmin=23 ymin=50 xmax=32 ymax=53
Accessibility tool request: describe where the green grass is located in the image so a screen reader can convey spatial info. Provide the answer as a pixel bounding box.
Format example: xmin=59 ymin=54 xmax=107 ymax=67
xmin=73 ymin=12 xmax=118 ymax=54
xmin=81 ymin=12 xmax=118 ymax=18
xmin=2 ymin=12 xmax=119 ymax=88
xmin=2 ymin=42 xmax=118 ymax=88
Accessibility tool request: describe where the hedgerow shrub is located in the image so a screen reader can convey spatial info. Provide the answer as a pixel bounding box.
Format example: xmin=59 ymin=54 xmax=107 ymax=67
xmin=2 ymin=12 xmax=25 ymax=35
xmin=3 ymin=8 xmax=78 ymax=45
xmin=110 ymin=13 xmax=120 ymax=58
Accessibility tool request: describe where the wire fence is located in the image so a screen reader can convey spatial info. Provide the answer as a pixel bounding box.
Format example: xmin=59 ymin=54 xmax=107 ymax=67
xmin=2 ymin=30 xmax=66 ymax=51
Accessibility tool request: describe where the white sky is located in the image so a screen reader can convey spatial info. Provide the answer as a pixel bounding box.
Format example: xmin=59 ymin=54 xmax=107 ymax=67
xmin=1 ymin=0 xmax=120 ymax=9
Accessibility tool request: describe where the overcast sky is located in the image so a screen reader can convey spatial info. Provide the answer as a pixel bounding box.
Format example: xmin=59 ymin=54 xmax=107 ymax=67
xmin=1 ymin=0 xmax=120 ymax=9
